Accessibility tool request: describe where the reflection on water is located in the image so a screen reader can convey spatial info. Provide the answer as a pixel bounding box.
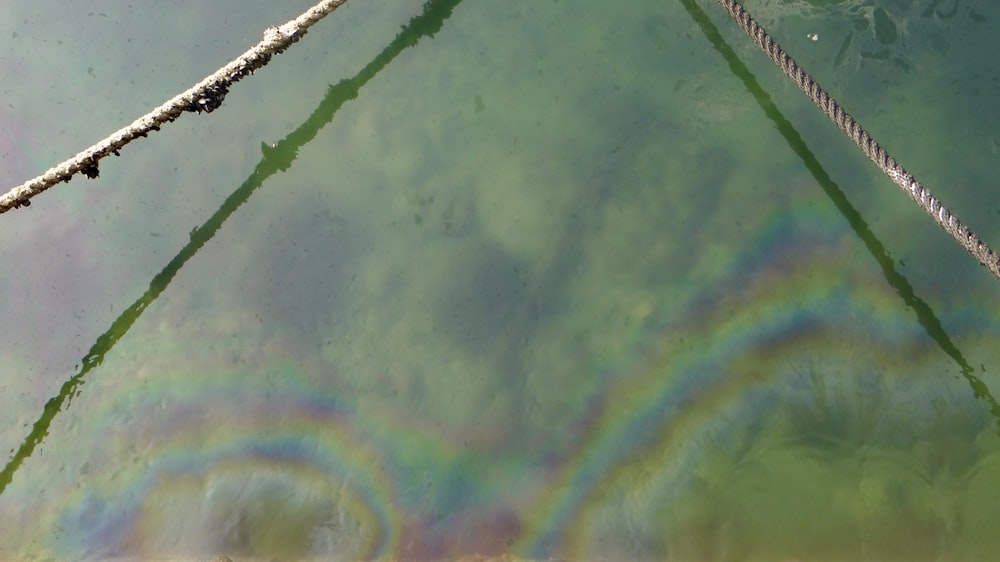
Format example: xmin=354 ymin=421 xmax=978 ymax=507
xmin=1 ymin=0 xmax=1000 ymax=561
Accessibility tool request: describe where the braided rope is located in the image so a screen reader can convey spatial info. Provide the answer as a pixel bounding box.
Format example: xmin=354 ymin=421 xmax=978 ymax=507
xmin=717 ymin=0 xmax=1000 ymax=282
xmin=0 ymin=0 xmax=349 ymax=214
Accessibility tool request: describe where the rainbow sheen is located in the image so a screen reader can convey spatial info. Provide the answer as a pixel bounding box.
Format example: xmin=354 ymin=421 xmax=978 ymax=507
xmin=2 ymin=0 xmax=1000 ymax=560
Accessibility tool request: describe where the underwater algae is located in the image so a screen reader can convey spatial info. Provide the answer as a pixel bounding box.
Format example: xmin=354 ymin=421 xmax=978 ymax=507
xmin=2 ymin=0 xmax=1000 ymax=561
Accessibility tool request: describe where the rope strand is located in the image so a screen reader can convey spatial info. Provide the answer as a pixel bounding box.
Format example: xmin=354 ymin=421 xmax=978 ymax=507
xmin=716 ymin=0 xmax=1000 ymax=282
xmin=0 ymin=0 xmax=349 ymax=214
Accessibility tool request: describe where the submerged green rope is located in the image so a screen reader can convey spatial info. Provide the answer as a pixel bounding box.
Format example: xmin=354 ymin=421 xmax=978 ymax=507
xmin=681 ymin=0 xmax=1000 ymax=429
xmin=716 ymin=0 xmax=1000 ymax=282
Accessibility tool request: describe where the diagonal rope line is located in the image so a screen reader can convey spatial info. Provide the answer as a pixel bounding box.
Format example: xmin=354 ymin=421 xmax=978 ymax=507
xmin=0 ymin=0 xmax=349 ymax=214
xmin=0 ymin=0 xmax=463 ymax=496
xmin=716 ymin=0 xmax=1000 ymax=282
xmin=681 ymin=0 xmax=1000 ymax=425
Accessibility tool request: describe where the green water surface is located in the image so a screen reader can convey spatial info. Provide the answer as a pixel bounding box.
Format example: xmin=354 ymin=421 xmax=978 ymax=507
xmin=1 ymin=0 xmax=999 ymax=560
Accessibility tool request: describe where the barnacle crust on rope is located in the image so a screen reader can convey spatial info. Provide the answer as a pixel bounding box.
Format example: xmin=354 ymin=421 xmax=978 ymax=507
xmin=0 ymin=0 xmax=348 ymax=214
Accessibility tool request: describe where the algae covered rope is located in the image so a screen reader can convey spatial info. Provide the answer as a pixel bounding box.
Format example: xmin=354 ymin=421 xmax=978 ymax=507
xmin=0 ymin=0 xmax=349 ymax=214
xmin=715 ymin=0 xmax=1000 ymax=282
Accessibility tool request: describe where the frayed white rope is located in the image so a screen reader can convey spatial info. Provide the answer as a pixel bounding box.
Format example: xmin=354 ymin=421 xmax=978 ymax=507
xmin=0 ymin=0 xmax=349 ymax=214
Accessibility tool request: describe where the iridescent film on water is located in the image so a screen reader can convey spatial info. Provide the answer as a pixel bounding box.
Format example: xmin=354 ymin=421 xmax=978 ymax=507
xmin=1 ymin=0 xmax=999 ymax=560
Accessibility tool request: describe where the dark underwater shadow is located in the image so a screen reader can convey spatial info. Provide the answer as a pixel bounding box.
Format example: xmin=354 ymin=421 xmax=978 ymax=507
xmin=678 ymin=0 xmax=1000 ymax=428
xmin=0 ymin=0 xmax=464 ymax=497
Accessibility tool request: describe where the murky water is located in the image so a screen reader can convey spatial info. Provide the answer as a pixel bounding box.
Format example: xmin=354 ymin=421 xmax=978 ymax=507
xmin=1 ymin=0 xmax=999 ymax=560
